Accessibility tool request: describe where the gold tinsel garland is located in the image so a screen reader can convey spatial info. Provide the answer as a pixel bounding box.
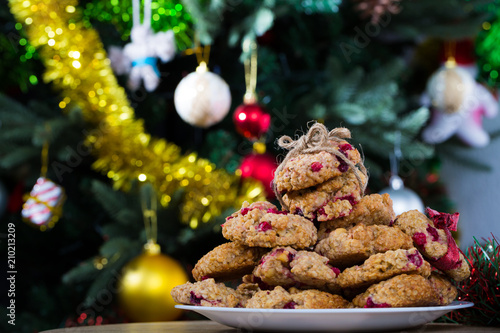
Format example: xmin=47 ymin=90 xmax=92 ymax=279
xmin=8 ymin=0 xmax=265 ymax=228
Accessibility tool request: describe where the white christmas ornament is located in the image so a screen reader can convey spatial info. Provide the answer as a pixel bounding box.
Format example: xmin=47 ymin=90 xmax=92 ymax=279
xmin=174 ymin=63 xmax=231 ymax=128
xmin=108 ymin=0 xmax=176 ymax=92
xmin=422 ymin=63 xmax=498 ymax=148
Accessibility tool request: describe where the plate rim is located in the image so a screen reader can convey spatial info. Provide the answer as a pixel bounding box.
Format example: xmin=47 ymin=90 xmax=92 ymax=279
xmin=176 ymin=300 xmax=474 ymax=314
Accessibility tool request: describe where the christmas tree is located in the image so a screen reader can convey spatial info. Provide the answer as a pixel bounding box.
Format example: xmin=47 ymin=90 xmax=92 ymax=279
xmin=0 ymin=0 xmax=499 ymax=331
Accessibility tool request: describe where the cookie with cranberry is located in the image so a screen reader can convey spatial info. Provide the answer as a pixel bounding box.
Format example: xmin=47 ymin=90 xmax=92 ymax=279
xmin=315 ymin=224 xmax=413 ymax=268
xmin=253 ymin=247 xmax=297 ymax=287
xmin=282 ymin=169 xmax=365 ymax=221
xmin=253 ymin=247 xmax=341 ymax=293
xmin=394 ymin=209 xmax=470 ymax=282
xmin=222 ymin=202 xmax=317 ymax=249
xmin=171 ymin=278 xmax=242 ymax=307
xmin=337 ymin=248 xmax=431 ymax=289
xmin=352 ymin=274 xmax=440 ymax=308
xmin=274 ymin=141 xmax=362 ymax=193
xmin=192 ymin=242 xmax=267 ymax=281
xmin=288 ymin=288 xmax=353 ymax=309
xmin=317 ymin=193 xmax=395 ymax=240
xmin=428 ymin=272 xmax=457 ymax=306
xmin=246 ymin=286 xmax=351 ymax=309
xmin=245 ymin=286 xmax=293 ymax=309
xmin=235 ymin=282 xmax=261 ymax=307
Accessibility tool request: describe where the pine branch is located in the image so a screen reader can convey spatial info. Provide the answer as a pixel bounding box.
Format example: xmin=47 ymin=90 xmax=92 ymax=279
xmin=285 ymin=0 xmax=341 ymax=14
xmin=181 ymin=0 xmax=228 ymax=44
xmin=91 ymin=180 xmax=141 ymax=225
xmin=83 ymin=244 xmax=139 ymax=307
xmin=0 ymin=93 xmax=40 ymax=124
xmin=0 ymin=146 xmax=39 ymax=169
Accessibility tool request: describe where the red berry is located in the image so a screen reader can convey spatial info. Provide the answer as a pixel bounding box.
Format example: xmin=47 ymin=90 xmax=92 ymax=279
xmin=311 ymin=162 xmax=323 ymax=172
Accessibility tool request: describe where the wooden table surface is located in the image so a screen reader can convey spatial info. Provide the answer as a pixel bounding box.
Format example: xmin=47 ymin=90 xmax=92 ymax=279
xmin=41 ymin=321 xmax=500 ymax=332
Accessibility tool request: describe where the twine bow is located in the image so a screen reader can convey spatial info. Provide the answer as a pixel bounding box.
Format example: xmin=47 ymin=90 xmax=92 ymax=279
xmin=273 ymin=122 xmax=368 ymax=210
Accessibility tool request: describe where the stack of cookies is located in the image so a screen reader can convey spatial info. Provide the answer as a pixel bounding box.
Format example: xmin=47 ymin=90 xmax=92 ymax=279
xmin=171 ymin=124 xmax=470 ymax=309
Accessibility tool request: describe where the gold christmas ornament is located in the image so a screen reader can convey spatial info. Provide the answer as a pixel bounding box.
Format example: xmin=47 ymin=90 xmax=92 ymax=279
xmin=118 ymin=185 xmax=188 ymax=322
xmin=118 ymin=249 xmax=188 ymax=322
xmin=8 ymin=0 xmax=265 ymax=228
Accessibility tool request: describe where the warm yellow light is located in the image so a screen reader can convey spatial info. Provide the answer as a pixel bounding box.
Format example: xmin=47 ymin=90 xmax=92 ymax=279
xmin=72 ymin=60 xmax=81 ymax=69
xmin=47 ymin=39 xmax=55 ymax=46
xmin=138 ymin=173 xmax=147 ymax=182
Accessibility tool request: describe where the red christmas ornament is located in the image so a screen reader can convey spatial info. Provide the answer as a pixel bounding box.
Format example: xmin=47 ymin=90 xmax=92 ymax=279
xmin=239 ymin=153 xmax=277 ymax=198
xmin=233 ymin=103 xmax=271 ymax=140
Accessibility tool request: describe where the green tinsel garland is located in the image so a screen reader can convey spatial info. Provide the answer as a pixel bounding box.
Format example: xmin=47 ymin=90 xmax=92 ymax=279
xmin=445 ymin=235 xmax=500 ymax=326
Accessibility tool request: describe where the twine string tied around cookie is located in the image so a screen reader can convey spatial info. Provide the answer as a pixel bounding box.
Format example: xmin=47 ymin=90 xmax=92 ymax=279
xmin=273 ymin=123 xmax=368 ymax=210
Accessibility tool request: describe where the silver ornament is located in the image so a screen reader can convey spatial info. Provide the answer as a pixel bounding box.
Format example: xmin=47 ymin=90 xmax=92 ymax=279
xmin=379 ymin=132 xmax=425 ymax=216
xmin=380 ymin=175 xmax=424 ymax=216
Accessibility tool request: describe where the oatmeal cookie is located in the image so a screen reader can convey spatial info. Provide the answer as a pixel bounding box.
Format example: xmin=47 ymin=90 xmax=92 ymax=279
xmin=246 ymin=286 xmax=351 ymax=309
xmin=428 ymin=272 xmax=457 ymax=306
xmin=288 ymin=288 xmax=352 ymax=309
xmin=246 ymin=286 xmax=293 ymax=309
xmin=337 ymin=248 xmax=432 ymax=289
xmin=235 ymin=282 xmax=261 ymax=307
xmin=315 ymin=224 xmax=413 ymax=268
xmin=171 ymin=278 xmax=242 ymax=307
xmin=192 ymin=242 xmax=267 ymax=281
xmin=253 ymin=247 xmax=341 ymax=293
xmin=222 ymin=202 xmax=317 ymax=249
xmin=274 ymin=141 xmax=362 ymax=193
xmin=253 ymin=247 xmax=297 ymax=287
xmin=317 ymin=193 xmax=395 ymax=240
xmin=352 ymin=274 xmax=440 ymax=308
xmin=282 ymin=169 xmax=365 ymax=221
xmin=395 ymin=209 xmax=470 ymax=282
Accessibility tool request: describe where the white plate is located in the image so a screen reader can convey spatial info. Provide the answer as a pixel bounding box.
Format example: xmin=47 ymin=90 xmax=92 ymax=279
xmin=176 ymin=301 xmax=473 ymax=332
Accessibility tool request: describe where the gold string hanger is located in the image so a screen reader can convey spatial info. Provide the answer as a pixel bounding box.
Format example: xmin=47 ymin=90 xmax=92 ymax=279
xmin=194 ymin=35 xmax=211 ymax=73
xmin=243 ymin=38 xmax=258 ymax=104
xmin=40 ymin=124 xmax=51 ymax=178
xmin=444 ymin=40 xmax=457 ymax=68
xmin=141 ymin=183 xmax=160 ymax=254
